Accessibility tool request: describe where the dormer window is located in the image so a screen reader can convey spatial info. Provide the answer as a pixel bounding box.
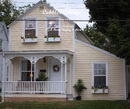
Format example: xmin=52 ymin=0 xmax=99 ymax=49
xmin=24 ymin=18 xmax=37 ymax=38
xmin=46 ymin=17 xmax=59 ymax=37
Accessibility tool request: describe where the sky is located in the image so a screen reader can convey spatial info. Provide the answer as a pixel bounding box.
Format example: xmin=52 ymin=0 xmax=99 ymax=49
xmin=13 ymin=0 xmax=92 ymax=29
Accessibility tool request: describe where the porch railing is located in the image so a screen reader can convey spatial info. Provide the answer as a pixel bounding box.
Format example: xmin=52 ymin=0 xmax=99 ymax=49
xmin=4 ymin=81 xmax=67 ymax=94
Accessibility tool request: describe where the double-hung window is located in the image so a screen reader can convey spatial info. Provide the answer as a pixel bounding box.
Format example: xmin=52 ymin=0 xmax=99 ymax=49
xmin=92 ymin=63 xmax=108 ymax=87
xmin=24 ymin=18 xmax=37 ymax=38
xmin=21 ymin=60 xmax=35 ymax=81
xmin=46 ymin=17 xmax=59 ymax=37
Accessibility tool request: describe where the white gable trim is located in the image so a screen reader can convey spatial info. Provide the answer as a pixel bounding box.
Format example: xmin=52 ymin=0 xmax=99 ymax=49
xmin=76 ymin=39 xmax=124 ymax=60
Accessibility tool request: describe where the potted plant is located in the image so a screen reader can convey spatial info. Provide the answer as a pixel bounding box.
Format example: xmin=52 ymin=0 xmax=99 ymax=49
xmin=36 ymin=72 xmax=48 ymax=81
xmin=36 ymin=72 xmax=48 ymax=93
xmin=73 ymin=79 xmax=87 ymax=100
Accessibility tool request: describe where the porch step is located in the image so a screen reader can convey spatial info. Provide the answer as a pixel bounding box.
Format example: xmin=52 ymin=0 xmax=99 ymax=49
xmin=5 ymin=97 xmax=66 ymax=102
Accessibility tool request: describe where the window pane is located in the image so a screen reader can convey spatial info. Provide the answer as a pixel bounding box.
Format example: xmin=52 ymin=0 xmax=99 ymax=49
xmin=47 ymin=17 xmax=59 ymax=36
xmin=25 ymin=29 xmax=35 ymax=38
xmin=48 ymin=30 xmax=58 ymax=36
xmin=21 ymin=72 xmax=34 ymax=81
xmin=25 ymin=19 xmax=36 ymax=28
xmin=94 ymin=76 xmax=106 ymax=87
xmin=94 ymin=63 xmax=106 ymax=75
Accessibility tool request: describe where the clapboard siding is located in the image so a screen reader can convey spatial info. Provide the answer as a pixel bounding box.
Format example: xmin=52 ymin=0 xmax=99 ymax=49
xmin=75 ymin=41 xmax=125 ymax=100
xmin=10 ymin=5 xmax=73 ymax=51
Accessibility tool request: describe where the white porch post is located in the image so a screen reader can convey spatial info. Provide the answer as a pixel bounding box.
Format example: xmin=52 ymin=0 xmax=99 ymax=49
xmin=65 ymin=62 xmax=67 ymax=81
xmin=70 ymin=60 xmax=72 ymax=94
xmin=2 ymin=57 xmax=6 ymax=102
xmin=31 ymin=63 xmax=32 ymax=82
xmin=61 ymin=63 xmax=63 ymax=81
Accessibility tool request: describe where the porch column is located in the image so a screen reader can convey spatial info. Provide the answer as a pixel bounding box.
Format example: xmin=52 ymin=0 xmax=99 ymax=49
xmin=30 ymin=63 xmax=33 ymax=82
xmin=70 ymin=59 xmax=72 ymax=94
xmin=61 ymin=63 xmax=63 ymax=81
xmin=2 ymin=57 xmax=6 ymax=102
xmin=65 ymin=62 xmax=67 ymax=81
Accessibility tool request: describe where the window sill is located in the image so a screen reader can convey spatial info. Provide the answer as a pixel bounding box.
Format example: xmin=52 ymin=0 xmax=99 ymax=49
xmin=44 ymin=37 xmax=60 ymax=42
xmin=21 ymin=38 xmax=37 ymax=43
xmin=91 ymin=89 xmax=108 ymax=93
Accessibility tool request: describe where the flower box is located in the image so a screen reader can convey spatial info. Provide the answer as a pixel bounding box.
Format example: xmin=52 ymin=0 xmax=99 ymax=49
xmin=21 ymin=38 xmax=37 ymax=43
xmin=44 ymin=37 xmax=60 ymax=42
xmin=91 ymin=89 xmax=108 ymax=93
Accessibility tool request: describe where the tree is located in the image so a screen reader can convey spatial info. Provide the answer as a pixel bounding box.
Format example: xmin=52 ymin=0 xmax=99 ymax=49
xmin=84 ymin=0 xmax=130 ymax=64
xmin=0 ymin=0 xmax=20 ymax=25
xmin=84 ymin=25 xmax=108 ymax=49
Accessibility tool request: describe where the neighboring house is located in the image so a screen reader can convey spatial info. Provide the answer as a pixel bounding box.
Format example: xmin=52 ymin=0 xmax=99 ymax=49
xmin=0 ymin=22 xmax=8 ymax=90
xmin=0 ymin=1 xmax=129 ymax=102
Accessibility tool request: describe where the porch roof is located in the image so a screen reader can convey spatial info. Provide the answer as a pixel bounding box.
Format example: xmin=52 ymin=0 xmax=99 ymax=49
xmin=0 ymin=50 xmax=74 ymax=56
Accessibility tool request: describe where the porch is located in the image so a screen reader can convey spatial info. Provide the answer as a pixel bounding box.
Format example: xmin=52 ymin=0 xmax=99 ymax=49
xmin=0 ymin=50 xmax=74 ymax=102
xmin=4 ymin=81 xmax=67 ymax=94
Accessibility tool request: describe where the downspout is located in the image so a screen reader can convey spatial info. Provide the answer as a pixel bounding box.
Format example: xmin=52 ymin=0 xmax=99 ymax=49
xmin=124 ymin=60 xmax=127 ymax=100
xmin=73 ymin=23 xmax=76 ymax=98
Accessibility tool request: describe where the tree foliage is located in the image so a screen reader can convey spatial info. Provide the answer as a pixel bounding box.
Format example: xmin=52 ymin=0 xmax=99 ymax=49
xmin=0 ymin=0 xmax=20 ymax=25
xmin=84 ymin=0 xmax=130 ymax=64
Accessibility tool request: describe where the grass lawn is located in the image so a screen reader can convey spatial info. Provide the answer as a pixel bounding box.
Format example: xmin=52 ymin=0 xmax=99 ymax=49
xmin=0 ymin=100 xmax=130 ymax=109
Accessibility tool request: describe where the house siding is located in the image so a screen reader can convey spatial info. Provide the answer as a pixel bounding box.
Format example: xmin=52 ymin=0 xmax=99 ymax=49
xmin=75 ymin=41 xmax=125 ymax=100
xmin=10 ymin=5 xmax=73 ymax=52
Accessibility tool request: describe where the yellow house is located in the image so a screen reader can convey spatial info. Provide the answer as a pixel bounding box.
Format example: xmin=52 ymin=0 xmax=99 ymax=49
xmin=0 ymin=1 xmax=128 ymax=102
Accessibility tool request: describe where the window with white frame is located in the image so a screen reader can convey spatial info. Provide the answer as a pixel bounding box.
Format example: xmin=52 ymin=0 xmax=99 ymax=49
xmin=93 ymin=63 xmax=108 ymax=87
xmin=24 ymin=18 xmax=37 ymax=38
xmin=46 ymin=17 xmax=59 ymax=37
xmin=21 ymin=60 xmax=35 ymax=81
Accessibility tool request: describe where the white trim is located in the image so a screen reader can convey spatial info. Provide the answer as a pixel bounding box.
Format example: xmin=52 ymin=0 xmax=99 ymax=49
xmin=8 ymin=28 xmax=11 ymax=51
xmin=19 ymin=58 xmax=23 ymax=80
xmin=36 ymin=18 xmax=38 ymax=37
xmin=22 ymin=18 xmax=25 ymax=38
xmin=76 ymin=39 xmax=124 ymax=60
xmin=2 ymin=57 xmax=5 ymax=102
xmin=92 ymin=62 xmax=108 ymax=87
xmin=73 ymin=24 xmax=76 ymax=97
xmin=123 ymin=60 xmax=126 ymax=100
xmin=70 ymin=61 xmax=71 ymax=94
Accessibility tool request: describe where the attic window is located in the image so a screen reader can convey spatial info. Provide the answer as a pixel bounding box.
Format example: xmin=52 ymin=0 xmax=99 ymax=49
xmin=46 ymin=17 xmax=59 ymax=37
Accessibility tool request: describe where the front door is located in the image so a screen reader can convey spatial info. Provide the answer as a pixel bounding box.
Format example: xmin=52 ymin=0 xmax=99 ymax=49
xmin=49 ymin=57 xmax=61 ymax=81
xmin=49 ymin=57 xmax=61 ymax=92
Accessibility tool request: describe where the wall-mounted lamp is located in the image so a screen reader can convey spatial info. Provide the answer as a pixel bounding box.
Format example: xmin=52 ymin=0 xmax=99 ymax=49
xmin=30 ymin=73 xmax=33 ymax=77
xmin=43 ymin=57 xmax=46 ymax=63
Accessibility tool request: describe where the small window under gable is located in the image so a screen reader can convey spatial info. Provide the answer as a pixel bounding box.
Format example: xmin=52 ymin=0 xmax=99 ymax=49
xmin=24 ymin=17 xmax=37 ymax=38
xmin=46 ymin=17 xmax=59 ymax=37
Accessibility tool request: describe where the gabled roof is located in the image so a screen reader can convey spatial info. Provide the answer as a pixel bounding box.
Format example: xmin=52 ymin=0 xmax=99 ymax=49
xmin=8 ymin=0 xmax=75 ymax=27
xmin=75 ymin=24 xmax=94 ymax=45
xmin=0 ymin=21 xmax=8 ymax=41
xmin=8 ymin=0 xmax=93 ymax=44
